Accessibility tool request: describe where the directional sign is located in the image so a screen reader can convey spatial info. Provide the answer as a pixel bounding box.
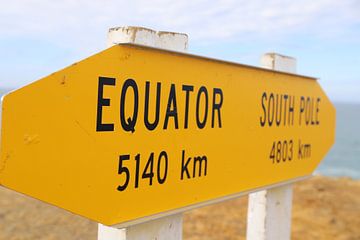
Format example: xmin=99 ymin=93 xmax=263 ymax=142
xmin=0 ymin=44 xmax=335 ymax=226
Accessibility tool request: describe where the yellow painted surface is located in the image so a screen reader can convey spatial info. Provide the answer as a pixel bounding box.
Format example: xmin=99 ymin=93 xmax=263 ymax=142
xmin=0 ymin=44 xmax=335 ymax=226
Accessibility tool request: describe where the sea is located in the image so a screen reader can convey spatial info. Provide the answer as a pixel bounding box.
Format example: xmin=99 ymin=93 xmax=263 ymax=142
xmin=0 ymin=88 xmax=359 ymax=179
xmin=316 ymin=102 xmax=360 ymax=179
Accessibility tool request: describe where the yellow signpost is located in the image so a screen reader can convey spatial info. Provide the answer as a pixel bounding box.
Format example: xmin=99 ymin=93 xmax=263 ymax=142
xmin=0 ymin=44 xmax=335 ymax=226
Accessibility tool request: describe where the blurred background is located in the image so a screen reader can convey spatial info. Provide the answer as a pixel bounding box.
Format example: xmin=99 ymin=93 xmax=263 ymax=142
xmin=0 ymin=1 xmax=359 ymax=239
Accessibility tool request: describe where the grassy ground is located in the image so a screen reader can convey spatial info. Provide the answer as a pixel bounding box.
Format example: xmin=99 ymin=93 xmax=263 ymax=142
xmin=0 ymin=176 xmax=359 ymax=240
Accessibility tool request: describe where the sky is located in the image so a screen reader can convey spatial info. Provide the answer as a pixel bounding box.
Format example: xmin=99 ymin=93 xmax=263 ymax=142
xmin=0 ymin=0 xmax=359 ymax=103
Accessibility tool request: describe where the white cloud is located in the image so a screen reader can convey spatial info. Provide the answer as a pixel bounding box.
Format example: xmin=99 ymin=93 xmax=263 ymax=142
xmin=1 ymin=0 xmax=359 ymax=46
xmin=1 ymin=0 xmax=359 ymax=103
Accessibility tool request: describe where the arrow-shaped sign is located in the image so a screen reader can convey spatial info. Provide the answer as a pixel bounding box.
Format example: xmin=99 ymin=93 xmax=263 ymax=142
xmin=0 ymin=44 xmax=335 ymax=226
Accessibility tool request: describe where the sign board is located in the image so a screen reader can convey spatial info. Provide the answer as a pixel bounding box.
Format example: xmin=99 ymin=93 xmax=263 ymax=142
xmin=0 ymin=44 xmax=335 ymax=226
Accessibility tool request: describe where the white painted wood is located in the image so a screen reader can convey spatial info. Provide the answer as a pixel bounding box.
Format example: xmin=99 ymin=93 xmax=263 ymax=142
xmin=98 ymin=26 xmax=188 ymax=240
xmin=260 ymin=53 xmax=297 ymax=73
xmin=99 ymin=214 xmax=183 ymax=240
xmin=107 ymin=26 xmax=188 ymax=52
xmin=107 ymin=26 xmax=157 ymax=48
xmin=246 ymin=53 xmax=297 ymax=240
xmin=156 ymin=31 xmax=188 ymax=51
xmin=247 ymin=184 xmax=293 ymax=240
xmin=109 ymin=175 xmax=308 ymax=229
xmin=98 ymin=224 xmax=126 ymax=239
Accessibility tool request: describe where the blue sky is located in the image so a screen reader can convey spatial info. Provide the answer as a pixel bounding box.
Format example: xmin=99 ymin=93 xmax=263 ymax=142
xmin=1 ymin=0 xmax=359 ymax=102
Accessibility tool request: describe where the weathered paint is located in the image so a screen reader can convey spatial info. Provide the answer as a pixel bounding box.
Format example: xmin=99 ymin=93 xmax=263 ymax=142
xmin=107 ymin=26 xmax=188 ymax=51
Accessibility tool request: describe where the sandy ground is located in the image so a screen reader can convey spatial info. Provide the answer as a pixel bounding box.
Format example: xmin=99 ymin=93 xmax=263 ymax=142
xmin=0 ymin=176 xmax=359 ymax=240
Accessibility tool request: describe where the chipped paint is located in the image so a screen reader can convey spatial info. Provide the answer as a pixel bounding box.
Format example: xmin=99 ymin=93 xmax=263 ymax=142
xmin=60 ymin=76 xmax=66 ymax=85
xmin=24 ymin=134 xmax=40 ymax=145
xmin=0 ymin=153 xmax=10 ymax=175
xmin=107 ymin=26 xmax=189 ymax=51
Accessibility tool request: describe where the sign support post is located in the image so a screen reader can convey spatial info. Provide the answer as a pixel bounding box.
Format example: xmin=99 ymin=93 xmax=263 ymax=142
xmin=246 ymin=53 xmax=297 ymax=240
xmin=97 ymin=26 xmax=188 ymax=240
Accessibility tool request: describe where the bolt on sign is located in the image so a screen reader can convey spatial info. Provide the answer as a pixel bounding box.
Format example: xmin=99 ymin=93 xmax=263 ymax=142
xmin=0 ymin=44 xmax=335 ymax=227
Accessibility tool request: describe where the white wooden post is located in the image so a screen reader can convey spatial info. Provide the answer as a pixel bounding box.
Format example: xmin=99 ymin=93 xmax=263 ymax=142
xmin=246 ymin=53 xmax=297 ymax=240
xmin=98 ymin=26 xmax=188 ymax=240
